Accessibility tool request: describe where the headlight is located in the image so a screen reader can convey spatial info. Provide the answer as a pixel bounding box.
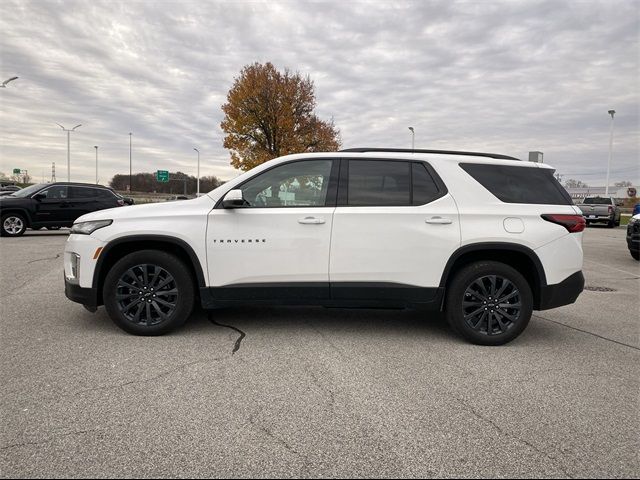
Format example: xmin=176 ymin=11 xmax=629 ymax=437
xmin=71 ymin=219 xmax=113 ymax=235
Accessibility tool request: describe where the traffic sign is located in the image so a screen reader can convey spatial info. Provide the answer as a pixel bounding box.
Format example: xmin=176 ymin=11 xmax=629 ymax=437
xmin=156 ymin=170 xmax=169 ymax=183
xmin=13 ymin=168 xmax=21 ymax=175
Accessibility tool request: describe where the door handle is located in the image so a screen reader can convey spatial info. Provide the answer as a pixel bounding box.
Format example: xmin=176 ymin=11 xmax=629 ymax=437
xmin=298 ymin=216 xmax=325 ymax=225
xmin=425 ymin=216 xmax=452 ymax=225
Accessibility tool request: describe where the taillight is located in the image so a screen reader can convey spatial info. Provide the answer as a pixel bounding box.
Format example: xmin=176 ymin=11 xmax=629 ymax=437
xmin=608 ymin=206 xmax=614 ymax=214
xmin=541 ymin=214 xmax=586 ymax=233
xmin=117 ymin=199 xmax=125 ymax=206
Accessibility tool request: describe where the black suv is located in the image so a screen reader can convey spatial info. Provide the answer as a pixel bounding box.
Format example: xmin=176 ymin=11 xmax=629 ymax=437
xmin=0 ymin=183 xmax=127 ymax=237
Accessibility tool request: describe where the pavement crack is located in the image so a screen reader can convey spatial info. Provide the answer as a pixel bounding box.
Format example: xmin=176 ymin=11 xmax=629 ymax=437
xmin=27 ymin=253 xmax=61 ymax=264
xmin=208 ymin=312 xmax=246 ymax=354
xmin=305 ymin=365 xmax=336 ymax=408
xmin=0 ymin=427 xmax=103 ymax=451
xmin=248 ymin=415 xmax=311 ymax=474
xmin=534 ymin=314 xmax=640 ymax=351
xmin=447 ymin=393 xmax=573 ymax=478
xmin=71 ymin=358 xmax=223 ymax=397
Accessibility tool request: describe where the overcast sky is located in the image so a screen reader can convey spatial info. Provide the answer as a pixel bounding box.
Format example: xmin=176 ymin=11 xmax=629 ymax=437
xmin=1 ymin=0 xmax=638 ymax=187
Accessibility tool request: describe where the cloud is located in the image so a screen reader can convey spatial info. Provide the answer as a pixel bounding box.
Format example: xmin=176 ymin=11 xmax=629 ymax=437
xmin=1 ymin=0 xmax=638 ymax=186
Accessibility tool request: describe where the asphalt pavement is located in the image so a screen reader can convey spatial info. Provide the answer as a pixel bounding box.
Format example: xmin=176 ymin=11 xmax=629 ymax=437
xmin=1 ymin=227 xmax=638 ymax=478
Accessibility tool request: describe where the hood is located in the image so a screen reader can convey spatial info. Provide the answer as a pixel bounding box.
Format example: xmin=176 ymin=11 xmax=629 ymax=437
xmin=75 ymin=195 xmax=215 ymax=223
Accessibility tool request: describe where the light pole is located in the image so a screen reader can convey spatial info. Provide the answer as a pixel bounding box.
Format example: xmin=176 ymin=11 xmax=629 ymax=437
xmin=94 ymin=146 xmax=98 ymax=184
xmin=605 ymin=110 xmax=615 ymax=196
xmin=56 ymin=123 xmax=82 ymax=182
xmin=129 ymin=132 xmax=132 ymax=192
xmin=194 ymin=148 xmax=200 ymax=196
xmin=408 ymin=127 xmax=415 ymax=151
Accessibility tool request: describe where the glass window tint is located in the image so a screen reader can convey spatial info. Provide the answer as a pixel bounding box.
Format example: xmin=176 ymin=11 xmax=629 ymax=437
xmin=39 ymin=185 xmax=68 ymax=199
xmin=348 ymin=161 xmax=410 ymax=206
xmin=97 ymin=189 xmax=116 ymax=199
xmin=412 ymin=163 xmax=440 ymax=205
xmin=460 ymin=163 xmax=572 ymax=205
xmin=241 ymin=160 xmax=333 ymax=208
xmin=70 ymin=186 xmax=99 ymax=198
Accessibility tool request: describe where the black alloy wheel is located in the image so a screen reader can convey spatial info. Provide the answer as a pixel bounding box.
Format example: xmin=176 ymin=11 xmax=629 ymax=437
xmin=103 ymin=250 xmax=194 ymax=335
xmin=446 ymin=261 xmax=533 ymax=346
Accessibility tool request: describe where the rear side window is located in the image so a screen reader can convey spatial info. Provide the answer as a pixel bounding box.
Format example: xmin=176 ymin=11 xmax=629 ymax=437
xmin=412 ymin=163 xmax=441 ymax=205
xmin=460 ymin=163 xmax=572 ymax=205
xmin=70 ymin=187 xmax=99 ymax=198
xmin=348 ymin=161 xmax=410 ymax=206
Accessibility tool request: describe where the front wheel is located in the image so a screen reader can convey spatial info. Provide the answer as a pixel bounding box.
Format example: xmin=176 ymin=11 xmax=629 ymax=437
xmin=445 ymin=261 xmax=533 ymax=346
xmin=1 ymin=213 xmax=27 ymax=237
xmin=103 ymin=250 xmax=195 ymax=335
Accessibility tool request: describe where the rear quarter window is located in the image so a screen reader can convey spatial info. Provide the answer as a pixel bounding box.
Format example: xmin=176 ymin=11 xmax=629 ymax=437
xmin=460 ymin=163 xmax=572 ymax=205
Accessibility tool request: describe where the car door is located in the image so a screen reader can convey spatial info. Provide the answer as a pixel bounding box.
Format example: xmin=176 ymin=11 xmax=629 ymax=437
xmin=68 ymin=186 xmax=105 ymax=221
xmin=329 ymin=159 xmax=460 ymax=303
xmin=32 ymin=185 xmax=72 ymax=224
xmin=206 ymin=158 xmax=338 ymax=302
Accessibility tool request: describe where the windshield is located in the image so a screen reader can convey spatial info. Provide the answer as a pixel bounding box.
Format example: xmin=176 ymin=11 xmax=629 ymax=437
xmin=7 ymin=183 xmax=47 ymax=198
xmin=583 ymin=197 xmax=611 ymax=205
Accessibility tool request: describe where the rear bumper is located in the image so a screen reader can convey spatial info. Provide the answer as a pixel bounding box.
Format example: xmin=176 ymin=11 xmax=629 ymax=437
xmin=537 ymin=271 xmax=585 ymax=310
xmin=64 ymin=278 xmax=98 ymax=312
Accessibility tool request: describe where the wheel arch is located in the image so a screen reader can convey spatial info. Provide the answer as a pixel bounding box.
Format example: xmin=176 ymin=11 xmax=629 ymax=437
xmin=439 ymin=242 xmax=547 ymax=310
xmin=93 ymin=235 xmax=206 ymax=306
xmin=1 ymin=208 xmax=33 ymax=227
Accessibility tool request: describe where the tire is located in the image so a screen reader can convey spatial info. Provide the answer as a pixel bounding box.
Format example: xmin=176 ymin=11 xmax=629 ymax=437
xmin=445 ymin=261 xmax=533 ymax=346
xmin=103 ymin=250 xmax=195 ymax=335
xmin=607 ymin=218 xmax=615 ymax=228
xmin=1 ymin=213 xmax=27 ymax=237
xmin=631 ymin=250 xmax=640 ymax=261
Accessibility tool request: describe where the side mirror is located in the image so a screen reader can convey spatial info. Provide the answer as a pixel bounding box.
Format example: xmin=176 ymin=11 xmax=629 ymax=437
xmin=33 ymin=193 xmax=46 ymax=201
xmin=222 ymin=189 xmax=247 ymax=209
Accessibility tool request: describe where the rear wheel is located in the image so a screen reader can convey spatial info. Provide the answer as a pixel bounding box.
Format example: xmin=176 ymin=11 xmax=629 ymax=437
xmin=103 ymin=250 xmax=195 ymax=335
xmin=1 ymin=213 xmax=27 ymax=237
xmin=607 ymin=218 xmax=615 ymax=228
xmin=445 ymin=261 xmax=533 ymax=346
xmin=631 ymin=250 xmax=640 ymax=261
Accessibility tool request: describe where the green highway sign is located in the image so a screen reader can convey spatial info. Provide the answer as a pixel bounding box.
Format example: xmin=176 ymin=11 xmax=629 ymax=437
xmin=156 ymin=170 xmax=169 ymax=183
xmin=13 ymin=168 xmax=21 ymax=175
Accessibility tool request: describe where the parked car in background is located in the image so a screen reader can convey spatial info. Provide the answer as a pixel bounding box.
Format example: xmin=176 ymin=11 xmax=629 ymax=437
xmin=166 ymin=195 xmax=190 ymax=201
xmin=0 ymin=182 xmax=128 ymax=237
xmin=627 ymin=214 xmax=639 ymax=261
xmin=0 ymin=185 xmax=21 ymax=196
xmin=577 ymin=196 xmax=622 ymax=227
xmin=633 ymin=203 xmax=640 ymax=216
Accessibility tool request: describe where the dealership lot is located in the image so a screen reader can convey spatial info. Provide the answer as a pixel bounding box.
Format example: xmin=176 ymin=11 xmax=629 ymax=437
xmin=0 ymin=228 xmax=638 ymax=477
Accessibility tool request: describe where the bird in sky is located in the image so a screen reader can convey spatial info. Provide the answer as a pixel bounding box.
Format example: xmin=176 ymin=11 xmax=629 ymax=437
xmin=1 ymin=76 xmax=18 ymax=88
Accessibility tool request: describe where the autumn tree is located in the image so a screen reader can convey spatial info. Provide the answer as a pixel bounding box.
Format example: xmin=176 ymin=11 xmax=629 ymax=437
xmin=221 ymin=62 xmax=341 ymax=171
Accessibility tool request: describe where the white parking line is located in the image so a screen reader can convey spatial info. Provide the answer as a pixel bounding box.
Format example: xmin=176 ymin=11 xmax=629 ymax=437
xmin=584 ymin=259 xmax=640 ymax=278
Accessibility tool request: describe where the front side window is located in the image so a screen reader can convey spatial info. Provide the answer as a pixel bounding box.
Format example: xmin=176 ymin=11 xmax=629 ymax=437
xmin=39 ymin=185 xmax=68 ymax=199
xmin=240 ymin=160 xmax=333 ymax=208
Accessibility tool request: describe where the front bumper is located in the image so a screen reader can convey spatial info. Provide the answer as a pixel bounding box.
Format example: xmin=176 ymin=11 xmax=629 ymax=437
xmin=64 ymin=277 xmax=99 ymax=311
xmin=537 ymin=271 xmax=585 ymax=310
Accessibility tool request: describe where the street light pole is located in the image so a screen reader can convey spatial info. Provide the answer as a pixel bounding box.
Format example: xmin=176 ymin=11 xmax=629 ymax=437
xmin=94 ymin=146 xmax=98 ymax=184
xmin=408 ymin=127 xmax=415 ymax=151
xmin=56 ymin=123 xmax=82 ymax=182
xmin=129 ymin=132 xmax=132 ymax=192
xmin=605 ymin=110 xmax=615 ymax=196
xmin=194 ymin=148 xmax=200 ymax=196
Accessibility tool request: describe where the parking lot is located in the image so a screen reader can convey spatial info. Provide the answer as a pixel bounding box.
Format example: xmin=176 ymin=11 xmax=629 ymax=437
xmin=0 ymin=227 xmax=638 ymax=478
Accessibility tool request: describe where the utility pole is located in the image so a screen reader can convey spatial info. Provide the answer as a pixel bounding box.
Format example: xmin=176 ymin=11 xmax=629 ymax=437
xmin=128 ymin=132 xmax=133 ymax=192
xmin=605 ymin=110 xmax=615 ymax=196
xmin=94 ymin=146 xmax=99 ymax=184
xmin=51 ymin=162 xmax=56 ymax=182
xmin=194 ymin=148 xmax=200 ymax=196
xmin=56 ymin=123 xmax=82 ymax=181
xmin=408 ymin=127 xmax=415 ymax=151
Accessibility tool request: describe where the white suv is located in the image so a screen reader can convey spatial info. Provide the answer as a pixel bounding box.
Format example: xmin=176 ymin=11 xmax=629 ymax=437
xmin=64 ymin=148 xmax=585 ymax=345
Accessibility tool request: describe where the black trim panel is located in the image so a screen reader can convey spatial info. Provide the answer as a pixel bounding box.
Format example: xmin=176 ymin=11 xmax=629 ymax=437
xmin=439 ymin=242 xmax=547 ymax=288
xmin=200 ymin=282 xmax=443 ymax=310
xmin=93 ymin=235 xmax=207 ymax=291
xmin=65 ymin=278 xmax=98 ymax=310
xmin=538 ymin=271 xmax=584 ymax=310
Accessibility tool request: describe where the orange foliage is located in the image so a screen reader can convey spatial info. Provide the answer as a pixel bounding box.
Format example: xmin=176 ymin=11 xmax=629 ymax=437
xmin=221 ymin=62 xmax=341 ymax=171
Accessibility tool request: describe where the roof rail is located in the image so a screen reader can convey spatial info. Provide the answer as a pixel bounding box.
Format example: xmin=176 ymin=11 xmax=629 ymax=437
xmin=340 ymin=147 xmax=520 ymax=161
